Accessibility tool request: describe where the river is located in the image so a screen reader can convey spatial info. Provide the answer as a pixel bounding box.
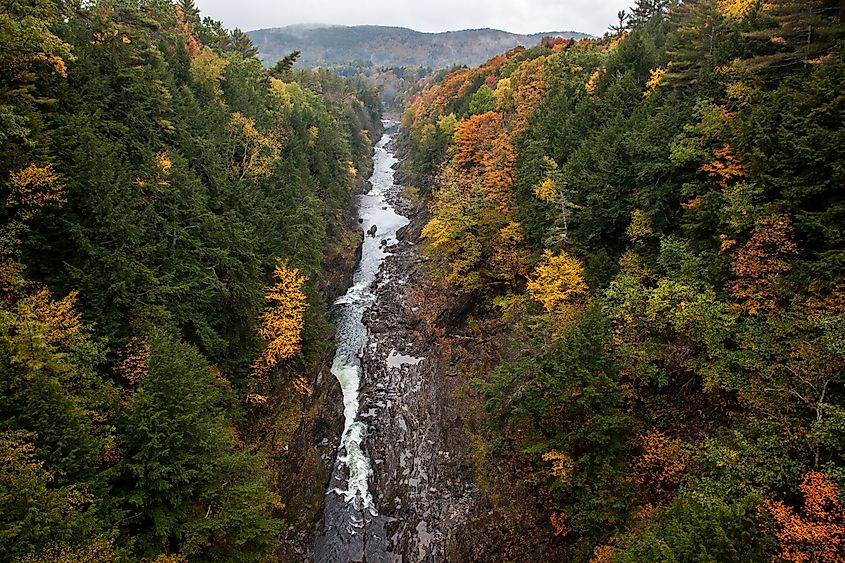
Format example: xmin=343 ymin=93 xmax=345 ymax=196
xmin=313 ymin=122 xmax=410 ymax=562
xmin=313 ymin=120 xmax=476 ymax=562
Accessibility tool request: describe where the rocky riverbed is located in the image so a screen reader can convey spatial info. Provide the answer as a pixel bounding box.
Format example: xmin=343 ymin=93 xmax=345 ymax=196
xmin=313 ymin=125 xmax=482 ymax=562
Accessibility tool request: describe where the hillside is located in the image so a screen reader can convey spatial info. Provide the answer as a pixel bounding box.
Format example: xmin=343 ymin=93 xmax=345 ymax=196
xmin=396 ymin=1 xmax=845 ymax=560
xmin=4 ymin=0 xmax=845 ymax=562
xmin=0 ymin=1 xmax=381 ymax=560
xmin=247 ymin=24 xmax=590 ymax=68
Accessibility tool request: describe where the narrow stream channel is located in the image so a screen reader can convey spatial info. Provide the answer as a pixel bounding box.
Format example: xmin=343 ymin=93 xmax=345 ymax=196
xmin=314 ymin=121 xmax=409 ymax=563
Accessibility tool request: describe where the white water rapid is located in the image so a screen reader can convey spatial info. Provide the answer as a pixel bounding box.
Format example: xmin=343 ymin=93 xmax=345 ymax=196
xmin=320 ymin=122 xmax=409 ymax=545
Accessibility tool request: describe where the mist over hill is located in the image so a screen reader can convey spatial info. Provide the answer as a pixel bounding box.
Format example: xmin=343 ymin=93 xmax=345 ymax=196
xmin=247 ymin=24 xmax=590 ymax=68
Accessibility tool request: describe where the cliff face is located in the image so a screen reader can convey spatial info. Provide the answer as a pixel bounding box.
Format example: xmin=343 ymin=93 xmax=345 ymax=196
xmin=272 ymin=135 xmax=379 ymax=562
xmin=272 ymin=231 xmax=362 ymax=561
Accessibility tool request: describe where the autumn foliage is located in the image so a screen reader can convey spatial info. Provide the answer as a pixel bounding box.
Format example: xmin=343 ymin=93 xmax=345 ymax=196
xmin=550 ymin=511 xmax=569 ymax=537
xmin=226 ymin=111 xmax=282 ymax=180
xmin=765 ymin=472 xmax=845 ymax=562
xmin=113 ymin=337 xmax=150 ymax=385
xmin=7 ymin=164 xmax=66 ymax=212
xmin=253 ymin=263 xmax=308 ymax=374
xmin=527 ymin=250 xmax=588 ymax=313
xmin=0 ymin=0 xmax=384 ymax=559
xmin=543 ymin=450 xmax=575 ymax=484
xmin=700 ymin=144 xmax=747 ymax=188
xmin=401 ymin=2 xmax=845 ymax=560
xmin=452 ymin=111 xmax=516 ymax=211
xmin=629 ymin=431 xmax=689 ymax=498
xmin=422 ymin=109 xmax=528 ymax=290
xmin=728 ymin=214 xmax=798 ymax=314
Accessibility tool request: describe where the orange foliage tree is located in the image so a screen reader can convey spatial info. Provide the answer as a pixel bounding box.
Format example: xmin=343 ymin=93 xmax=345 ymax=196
xmin=550 ymin=511 xmax=569 ymax=537
xmin=509 ymin=56 xmax=548 ymax=135
xmin=728 ymin=213 xmax=798 ymax=315
xmin=113 ymin=337 xmax=150 ymax=386
xmin=765 ymin=471 xmax=845 ymax=562
xmin=423 ymin=110 xmax=528 ymax=290
xmin=590 ymin=545 xmax=616 ymax=563
xmin=700 ymin=144 xmax=747 ymax=188
xmin=452 ymin=111 xmax=516 ymax=211
xmin=629 ymin=430 xmax=690 ymax=500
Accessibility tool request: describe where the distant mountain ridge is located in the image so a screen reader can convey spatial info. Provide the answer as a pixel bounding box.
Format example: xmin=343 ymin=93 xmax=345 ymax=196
xmin=247 ymin=24 xmax=590 ymax=69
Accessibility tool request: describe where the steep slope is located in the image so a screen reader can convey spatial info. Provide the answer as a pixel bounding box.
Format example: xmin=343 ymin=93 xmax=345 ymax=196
xmin=396 ymin=1 xmax=845 ymax=560
xmin=0 ymin=2 xmax=381 ymax=561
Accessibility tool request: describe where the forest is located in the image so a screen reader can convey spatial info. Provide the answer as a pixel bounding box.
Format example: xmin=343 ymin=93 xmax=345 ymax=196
xmin=398 ymin=0 xmax=845 ymax=560
xmin=2 ymin=0 xmax=845 ymax=561
xmin=0 ymin=0 xmax=381 ymax=560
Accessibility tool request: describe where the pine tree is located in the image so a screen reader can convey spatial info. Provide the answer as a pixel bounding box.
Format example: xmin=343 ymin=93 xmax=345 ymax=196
xmin=176 ymin=0 xmax=200 ymax=25
xmin=230 ymin=28 xmax=258 ymax=59
xmin=629 ymin=0 xmax=674 ymax=28
xmin=742 ymin=0 xmax=845 ymax=74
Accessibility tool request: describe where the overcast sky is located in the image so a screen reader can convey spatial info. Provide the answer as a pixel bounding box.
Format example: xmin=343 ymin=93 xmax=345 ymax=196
xmin=195 ymin=0 xmax=633 ymax=37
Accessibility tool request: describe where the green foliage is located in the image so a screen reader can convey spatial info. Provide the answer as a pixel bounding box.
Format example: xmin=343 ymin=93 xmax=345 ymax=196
xmin=0 ymin=431 xmax=101 ymax=561
xmin=467 ymin=84 xmax=496 ymax=115
xmin=0 ymin=309 xmax=101 ymax=485
xmin=614 ymin=489 xmax=774 ymax=562
xmin=741 ymin=42 xmax=845 ymax=283
xmin=402 ymin=2 xmax=845 ymax=559
xmin=0 ymin=1 xmax=380 ymax=560
xmin=604 ymin=275 xmax=741 ymax=390
xmin=8 ymin=0 xmax=379 ymax=376
xmin=479 ymin=304 xmax=631 ymax=540
xmin=118 ymin=330 xmax=279 ymax=560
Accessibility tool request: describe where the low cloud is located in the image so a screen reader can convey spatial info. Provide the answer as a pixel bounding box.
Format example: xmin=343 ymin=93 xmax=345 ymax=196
xmin=197 ymin=0 xmax=631 ymax=36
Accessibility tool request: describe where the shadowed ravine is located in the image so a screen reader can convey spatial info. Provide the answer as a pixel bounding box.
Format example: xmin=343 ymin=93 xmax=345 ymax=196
xmin=313 ymin=122 xmax=475 ymax=562
xmin=313 ymin=122 xmax=407 ymax=562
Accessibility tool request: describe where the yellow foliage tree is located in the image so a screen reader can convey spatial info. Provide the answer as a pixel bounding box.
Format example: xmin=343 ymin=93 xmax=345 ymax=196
xmin=421 ymin=168 xmax=484 ymax=292
xmin=644 ymin=66 xmax=666 ymax=97
xmin=626 ymin=209 xmax=653 ymax=244
xmin=493 ymin=77 xmax=515 ymax=111
xmin=253 ymin=263 xmax=308 ymax=376
xmin=190 ymin=46 xmax=227 ymax=96
xmin=18 ymin=287 xmax=81 ymax=345
xmin=7 ymin=164 xmax=66 ymax=216
xmin=0 ymin=261 xmax=82 ymax=351
xmin=226 ymin=112 xmax=281 ymax=180
xmin=437 ymin=112 xmax=459 ymax=138
xmin=542 ymin=450 xmax=574 ymax=483
xmin=527 ymin=250 xmax=588 ymax=313
xmin=533 ymin=177 xmax=557 ymax=202
xmin=586 ymin=67 xmax=603 ymax=95
xmin=719 ymin=0 xmax=759 ymax=19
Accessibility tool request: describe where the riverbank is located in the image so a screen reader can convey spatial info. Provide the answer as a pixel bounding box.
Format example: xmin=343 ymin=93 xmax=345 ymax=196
xmin=311 ymin=121 xmax=496 ymax=562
